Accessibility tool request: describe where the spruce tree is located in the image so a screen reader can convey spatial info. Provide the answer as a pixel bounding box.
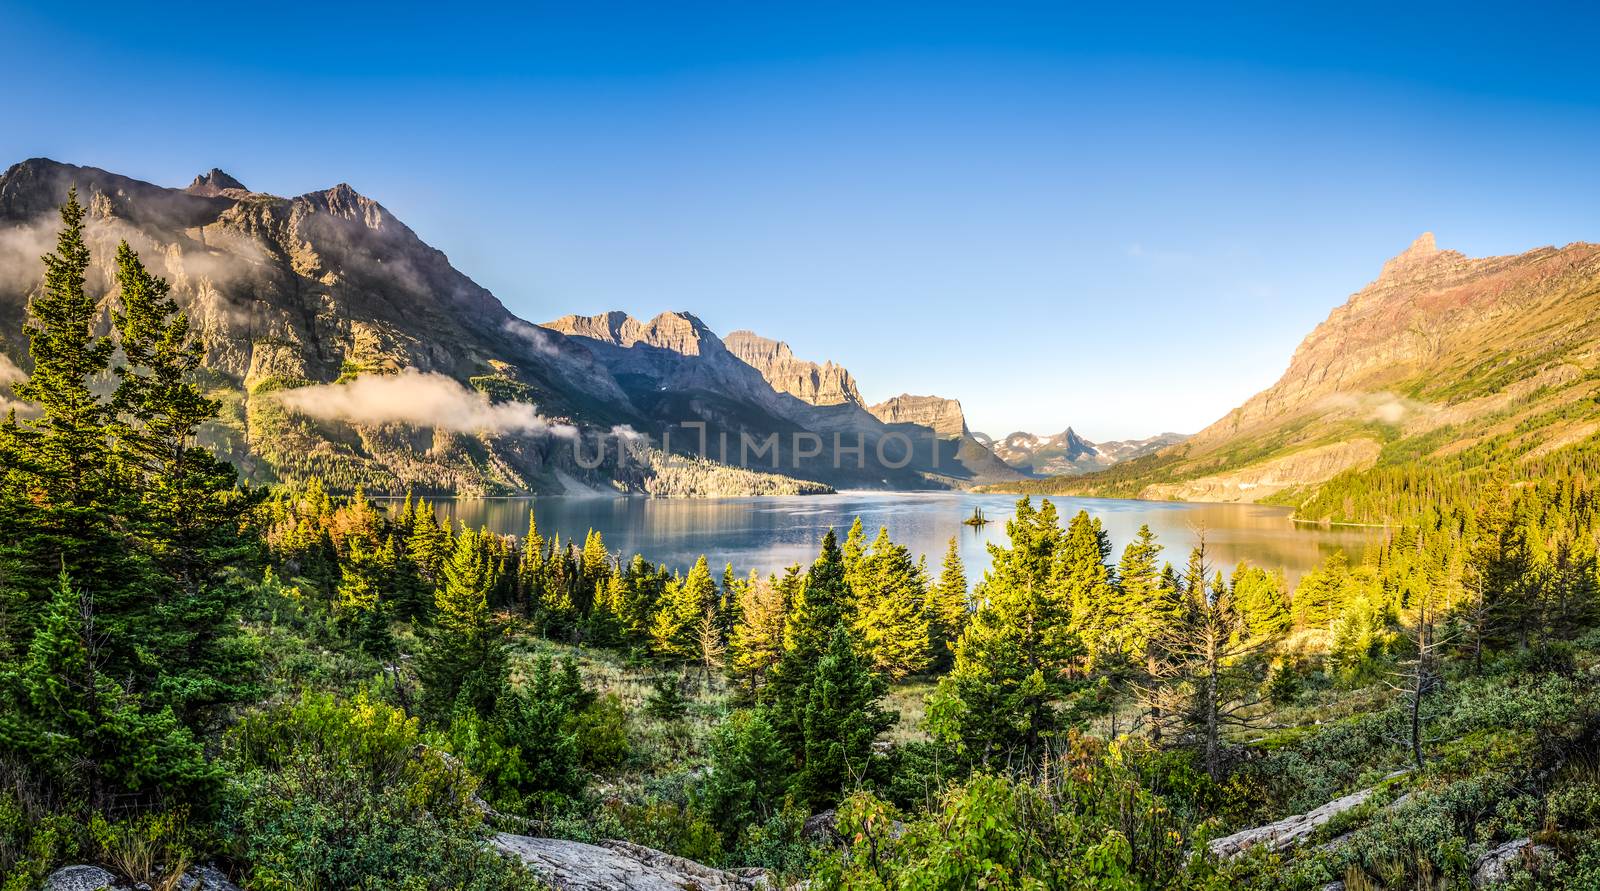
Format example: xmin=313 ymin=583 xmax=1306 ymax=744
xmin=418 ymin=527 xmax=508 ymax=722
xmin=927 ymin=537 xmax=969 ymax=671
xmin=793 ymin=626 xmax=894 ymax=809
xmin=928 ymin=498 xmax=1083 ymax=762
xmin=850 ymin=528 xmax=931 ymax=680
xmin=766 ymin=530 xmax=853 ymax=747
xmin=651 ymin=556 xmax=716 ymax=659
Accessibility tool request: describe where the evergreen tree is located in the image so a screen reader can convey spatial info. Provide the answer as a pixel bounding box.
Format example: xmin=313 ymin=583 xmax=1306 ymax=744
xmin=1060 ymin=510 xmax=1117 ymax=667
xmin=729 ymin=574 xmax=788 ymax=692
xmin=417 ymin=527 xmax=508 ymax=722
xmin=793 ymin=626 xmax=894 ymax=809
xmin=851 ymin=527 xmax=931 ymax=680
xmin=651 ymin=556 xmax=716 ymax=659
xmin=1231 ymin=563 xmax=1291 ymax=644
xmin=928 ymin=498 xmax=1084 ymax=762
xmin=767 ymin=530 xmax=853 ymax=748
xmin=1292 ymin=551 xmax=1354 ymax=630
xmin=108 ymin=240 xmax=256 ymax=719
xmin=927 ymin=537 xmax=969 ymax=671
xmin=7 ymin=190 xmax=121 ymax=627
xmin=0 ymin=571 xmax=212 ymax=804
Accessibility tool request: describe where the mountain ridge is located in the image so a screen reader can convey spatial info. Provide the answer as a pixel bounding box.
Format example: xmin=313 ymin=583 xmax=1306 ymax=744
xmin=0 ymin=159 xmax=1021 ymax=494
xmin=990 ymin=232 xmax=1600 ymax=519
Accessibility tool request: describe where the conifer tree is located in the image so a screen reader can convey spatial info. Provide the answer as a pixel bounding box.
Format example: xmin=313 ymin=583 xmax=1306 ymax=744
xmin=927 ymin=537 xmax=969 ymax=670
xmin=1060 ymin=510 xmax=1116 ymax=667
xmin=1231 ymin=563 xmax=1291 ymax=644
xmin=928 ymin=498 xmax=1083 ymax=762
xmin=850 ymin=528 xmax=930 ymax=680
xmin=767 ymin=531 xmax=853 ymax=748
xmin=730 ymin=574 xmax=788 ymax=691
xmin=418 ymin=527 xmax=508 ymax=722
xmin=651 ymin=556 xmax=717 ymax=659
xmin=108 ymin=240 xmax=255 ymax=719
xmin=793 ymin=626 xmax=894 ymax=808
xmin=8 ymin=190 xmax=120 ymax=623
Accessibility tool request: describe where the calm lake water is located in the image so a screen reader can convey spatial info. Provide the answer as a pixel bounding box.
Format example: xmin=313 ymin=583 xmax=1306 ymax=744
xmin=398 ymin=492 xmax=1381 ymax=588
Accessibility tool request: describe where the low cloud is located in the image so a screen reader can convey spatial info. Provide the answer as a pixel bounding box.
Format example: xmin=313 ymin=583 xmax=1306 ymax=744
xmin=502 ymin=319 xmax=561 ymax=357
xmin=276 ymin=368 xmax=576 ymax=438
xmin=0 ymin=352 xmax=24 ymax=385
xmin=0 ymin=352 xmax=37 ymax=417
xmin=1319 ymin=391 xmax=1435 ymax=426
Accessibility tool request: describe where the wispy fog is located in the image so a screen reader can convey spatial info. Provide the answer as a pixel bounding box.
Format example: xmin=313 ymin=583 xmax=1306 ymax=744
xmin=275 ymin=368 xmax=576 ymax=438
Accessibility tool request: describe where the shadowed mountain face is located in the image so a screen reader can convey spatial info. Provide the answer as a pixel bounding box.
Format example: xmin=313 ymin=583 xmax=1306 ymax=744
xmin=1000 ymin=232 xmax=1600 ymax=516
xmin=0 ymin=158 xmax=1021 ymax=494
xmin=543 ymin=311 xmax=1025 ymax=488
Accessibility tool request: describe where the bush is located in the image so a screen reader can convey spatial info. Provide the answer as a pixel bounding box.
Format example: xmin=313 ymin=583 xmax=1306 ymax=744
xmin=573 ymin=692 xmax=631 ymax=772
xmin=217 ymin=692 xmax=532 ymax=890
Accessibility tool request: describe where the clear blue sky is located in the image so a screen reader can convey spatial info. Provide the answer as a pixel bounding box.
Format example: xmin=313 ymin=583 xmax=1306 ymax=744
xmin=3 ymin=1 xmax=1598 ymax=440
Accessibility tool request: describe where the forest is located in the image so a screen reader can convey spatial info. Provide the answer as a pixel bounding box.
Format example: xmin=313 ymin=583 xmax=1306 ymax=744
xmin=5 ymin=194 xmax=1600 ymax=890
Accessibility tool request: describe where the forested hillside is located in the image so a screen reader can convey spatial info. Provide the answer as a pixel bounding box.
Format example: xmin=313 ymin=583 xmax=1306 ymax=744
xmin=6 ymin=196 xmax=1600 ymax=890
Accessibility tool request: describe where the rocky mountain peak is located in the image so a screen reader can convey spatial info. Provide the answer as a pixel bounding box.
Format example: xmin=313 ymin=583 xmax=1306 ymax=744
xmin=869 ymin=394 xmax=969 ymax=438
xmin=185 ymin=168 xmax=248 ymax=197
xmin=542 ymin=310 xmax=720 ymax=357
xmin=724 ymin=330 xmax=865 ymax=407
xmin=1378 ymin=231 xmax=1443 ymax=279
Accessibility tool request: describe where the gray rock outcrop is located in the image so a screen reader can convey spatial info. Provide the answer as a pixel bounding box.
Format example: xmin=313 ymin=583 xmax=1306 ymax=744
xmin=1472 ymin=838 xmax=1551 ymax=888
xmin=1207 ymin=786 xmax=1380 ymax=859
xmin=42 ymin=866 xmax=117 ymax=891
xmin=491 ymin=833 xmax=766 ymax=890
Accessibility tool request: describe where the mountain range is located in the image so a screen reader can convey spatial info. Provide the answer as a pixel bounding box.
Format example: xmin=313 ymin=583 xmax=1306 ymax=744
xmin=994 ymin=232 xmax=1600 ymax=522
xmin=975 ymin=428 xmax=1188 ymax=477
xmin=1 ymin=158 xmax=1158 ymax=496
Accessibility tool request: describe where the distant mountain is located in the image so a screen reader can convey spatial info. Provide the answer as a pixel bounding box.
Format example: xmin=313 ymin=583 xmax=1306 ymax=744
xmin=995 ymin=233 xmax=1600 ymax=521
xmin=0 ymin=158 xmax=1022 ymax=495
xmin=979 ymin=427 xmax=1188 ymax=477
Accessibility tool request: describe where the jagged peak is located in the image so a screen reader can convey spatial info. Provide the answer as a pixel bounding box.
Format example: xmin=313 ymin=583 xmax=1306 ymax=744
xmin=1379 ymin=231 xmax=1443 ymax=279
xmin=185 ymin=168 xmax=247 ymax=196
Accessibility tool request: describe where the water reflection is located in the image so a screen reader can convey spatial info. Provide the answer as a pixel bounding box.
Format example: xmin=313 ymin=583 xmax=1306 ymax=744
xmin=392 ymin=492 xmax=1382 ymax=587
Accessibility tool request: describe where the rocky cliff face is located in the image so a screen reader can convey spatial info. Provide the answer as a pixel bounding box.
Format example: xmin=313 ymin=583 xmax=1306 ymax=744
xmin=0 ymin=160 xmax=794 ymax=495
xmin=724 ymin=329 xmax=865 ymax=407
xmin=868 ymin=394 xmax=969 ymax=438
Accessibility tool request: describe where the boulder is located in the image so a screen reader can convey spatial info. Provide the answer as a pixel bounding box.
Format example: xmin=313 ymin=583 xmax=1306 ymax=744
xmin=802 ymin=810 xmax=839 ymax=844
xmin=1207 ymin=786 xmax=1379 ymax=859
xmin=1472 ymin=838 xmax=1551 ymax=888
xmin=492 ymin=834 xmax=766 ymax=890
xmin=42 ymin=866 xmax=118 ymax=891
xmin=176 ymin=865 xmax=243 ymax=891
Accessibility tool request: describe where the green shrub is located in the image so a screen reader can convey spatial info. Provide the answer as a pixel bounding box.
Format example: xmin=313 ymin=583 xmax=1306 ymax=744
xmin=573 ymin=692 xmax=631 ymax=772
xmin=218 ymin=692 xmax=531 ymax=890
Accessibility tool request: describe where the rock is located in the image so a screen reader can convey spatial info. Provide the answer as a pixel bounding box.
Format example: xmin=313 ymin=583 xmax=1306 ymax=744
xmin=803 ymin=809 xmax=839 ymax=844
xmin=1208 ymin=786 xmax=1380 ymax=859
xmin=1472 ymin=838 xmax=1551 ymax=888
xmin=42 ymin=866 xmax=118 ymax=891
xmin=491 ymin=834 xmax=766 ymax=890
xmin=175 ymin=865 xmax=243 ymax=891
xmin=724 ymin=331 xmax=865 ymax=408
xmin=868 ymin=394 xmax=970 ymax=438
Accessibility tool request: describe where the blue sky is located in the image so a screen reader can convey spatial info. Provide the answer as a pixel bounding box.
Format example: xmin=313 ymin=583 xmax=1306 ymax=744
xmin=3 ymin=1 xmax=1598 ymax=439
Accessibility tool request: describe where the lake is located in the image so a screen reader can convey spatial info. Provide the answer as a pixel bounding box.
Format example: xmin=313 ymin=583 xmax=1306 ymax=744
xmin=400 ymin=492 xmax=1382 ymax=587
